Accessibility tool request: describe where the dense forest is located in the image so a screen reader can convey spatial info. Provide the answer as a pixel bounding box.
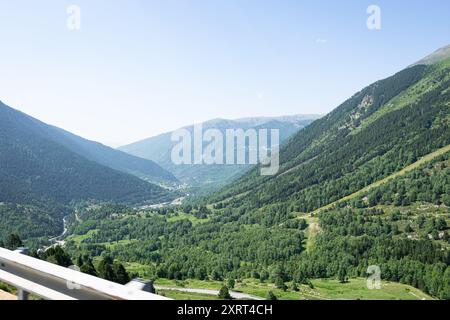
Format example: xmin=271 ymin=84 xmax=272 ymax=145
xmin=1 ymin=53 xmax=449 ymax=301
xmin=16 ymin=58 xmax=445 ymax=300
xmin=209 ymin=62 xmax=450 ymax=213
xmin=60 ymin=153 xmax=449 ymax=298
xmin=0 ymin=201 xmax=66 ymax=239
xmin=0 ymin=101 xmax=174 ymax=207
xmin=296 ymin=209 xmax=449 ymax=299
xmin=0 ymin=101 xmax=178 ymax=239
xmin=350 ymin=153 xmax=450 ymax=208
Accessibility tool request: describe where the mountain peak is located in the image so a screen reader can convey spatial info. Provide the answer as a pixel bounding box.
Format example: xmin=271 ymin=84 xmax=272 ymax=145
xmin=413 ymin=44 xmax=450 ymax=66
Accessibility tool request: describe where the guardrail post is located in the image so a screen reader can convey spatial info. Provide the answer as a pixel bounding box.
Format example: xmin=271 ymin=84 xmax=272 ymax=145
xmin=14 ymin=247 xmax=30 ymax=300
xmin=17 ymin=288 xmax=29 ymax=300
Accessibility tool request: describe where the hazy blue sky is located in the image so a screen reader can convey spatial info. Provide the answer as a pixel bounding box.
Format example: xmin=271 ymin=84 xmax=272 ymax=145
xmin=0 ymin=0 xmax=449 ymax=146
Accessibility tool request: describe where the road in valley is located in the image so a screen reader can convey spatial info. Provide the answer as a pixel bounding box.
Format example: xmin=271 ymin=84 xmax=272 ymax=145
xmin=154 ymin=285 xmax=264 ymax=300
xmin=42 ymin=215 xmax=70 ymax=252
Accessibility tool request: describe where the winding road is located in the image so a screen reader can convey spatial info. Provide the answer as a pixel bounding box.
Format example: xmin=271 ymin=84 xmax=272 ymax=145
xmin=43 ymin=215 xmax=70 ymax=252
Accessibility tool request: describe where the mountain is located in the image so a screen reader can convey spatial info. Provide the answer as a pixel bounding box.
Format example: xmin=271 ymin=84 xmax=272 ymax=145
xmin=42 ymin=126 xmax=177 ymax=184
xmin=0 ymin=101 xmax=174 ymax=206
xmin=146 ymin=45 xmax=448 ymax=298
xmin=210 ymin=47 xmax=450 ymax=212
xmin=0 ymin=105 xmax=176 ymax=185
xmin=119 ymin=115 xmax=320 ymax=193
xmin=412 ymin=44 xmax=450 ymax=66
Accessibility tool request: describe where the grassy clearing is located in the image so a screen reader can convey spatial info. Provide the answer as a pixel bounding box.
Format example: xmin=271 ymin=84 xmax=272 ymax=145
xmin=157 ymin=289 xmax=219 ymax=300
xmin=66 ymin=229 xmax=137 ymax=249
xmin=302 ymin=215 xmax=320 ymax=253
xmin=153 ymin=278 xmax=433 ymax=300
xmin=66 ymin=229 xmax=98 ymax=244
xmin=308 ymin=278 xmax=433 ymax=300
xmin=234 ymin=279 xmax=302 ymax=300
xmin=97 ymin=239 xmax=136 ymax=249
xmin=166 ymin=212 xmax=209 ymax=225
xmin=122 ymin=261 xmax=156 ymax=278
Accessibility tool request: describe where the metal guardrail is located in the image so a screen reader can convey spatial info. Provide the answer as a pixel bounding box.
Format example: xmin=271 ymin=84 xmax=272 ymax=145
xmin=0 ymin=247 xmax=170 ymax=300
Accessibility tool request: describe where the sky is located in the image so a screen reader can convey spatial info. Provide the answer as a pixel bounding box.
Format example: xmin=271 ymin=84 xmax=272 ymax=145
xmin=0 ymin=0 xmax=449 ymax=147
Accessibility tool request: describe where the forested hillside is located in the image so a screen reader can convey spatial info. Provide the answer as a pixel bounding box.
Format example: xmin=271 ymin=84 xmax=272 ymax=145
xmin=63 ymin=150 xmax=449 ymax=299
xmin=209 ymin=58 xmax=450 ymax=214
xmin=0 ymin=201 xmax=68 ymax=239
xmin=0 ymin=101 xmax=172 ymax=206
xmin=1 ymin=47 xmax=449 ymax=300
xmin=45 ymin=126 xmax=177 ymax=184
xmin=0 ymin=102 xmax=176 ymax=184
xmin=62 ymin=50 xmax=450 ymax=300
xmin=0 ymin=101 xmax=175 ymax=239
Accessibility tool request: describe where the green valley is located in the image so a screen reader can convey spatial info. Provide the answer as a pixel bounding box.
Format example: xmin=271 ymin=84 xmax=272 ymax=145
xmin=1 ymin=45 xmax=449 ymax=301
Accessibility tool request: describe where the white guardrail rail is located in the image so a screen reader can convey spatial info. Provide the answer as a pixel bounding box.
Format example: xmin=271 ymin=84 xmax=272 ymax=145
xmin=0 ymin=247 xmax=170 ymax=300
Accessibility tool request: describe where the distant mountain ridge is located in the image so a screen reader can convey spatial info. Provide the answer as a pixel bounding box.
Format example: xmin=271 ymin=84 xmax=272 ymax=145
xmin=0 ymin=101 xmax=174 ymax=205
xmin=43 ymin=125 xmax=177 ymax=184
xmin=412 ymin=44 xmax=450 ymax=66
xmin=0 ymin=104 xmax=176 ymax=184
xmin=119 ymin=115 xmax=321 ymax=193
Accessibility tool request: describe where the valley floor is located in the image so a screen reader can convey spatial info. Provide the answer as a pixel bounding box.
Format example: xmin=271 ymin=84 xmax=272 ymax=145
xmin=153 ymin=278 xmax=433 ymax=301
xmin=54 ymin=145 xmax=449 ymax=301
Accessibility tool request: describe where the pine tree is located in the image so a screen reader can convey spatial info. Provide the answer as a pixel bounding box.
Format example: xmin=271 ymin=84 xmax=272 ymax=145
xmin=4 ymin=234 xmax=23 ymax=250
xmin=80 ymin=260 xmax=98 ymax=277
xmin=266 ymin=291 xmax=277 ymax=300
xmin=113 ymin=263 xmax=131 ymax=285
xmin=218 ymin=286 xmax=232 ymax=300
xmin=227 ymin=278 xmax=235 ymax=289
xmin=338 ymin=267 xmax=348 ymax=284
xmin=98 ymin=257 xmax=115 ymax=281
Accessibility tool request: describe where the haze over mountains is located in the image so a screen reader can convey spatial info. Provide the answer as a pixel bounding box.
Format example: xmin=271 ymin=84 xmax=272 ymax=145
xmin=119 ymin=115 xmax=321 ymax=192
